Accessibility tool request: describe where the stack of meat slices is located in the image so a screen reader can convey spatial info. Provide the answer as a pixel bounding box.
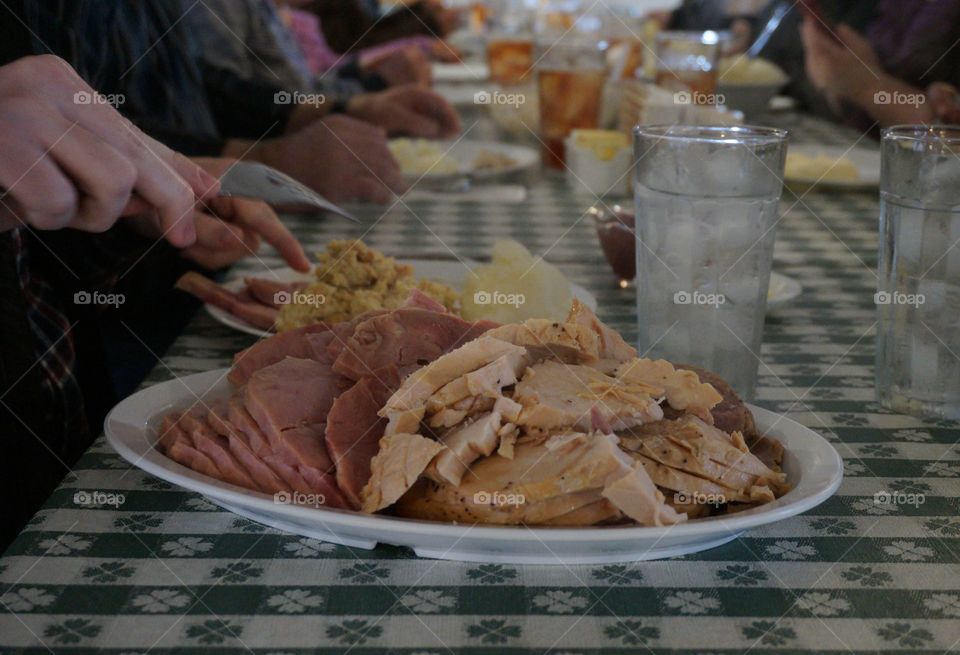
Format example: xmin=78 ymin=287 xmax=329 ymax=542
xmin=175 ymin=271 xmax=309 ymax=331
xmin=363 ymin=300 xmax=790 ymax=527
xmin=156 ymin=291 xmax=497 ymax=509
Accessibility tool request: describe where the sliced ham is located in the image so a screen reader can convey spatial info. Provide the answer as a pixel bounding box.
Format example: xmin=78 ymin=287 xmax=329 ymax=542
xmin=402 ymin=287 xmax=448 ymax=313
xmin=278 ymin=423 xmax=335 ymax=472
xmin=178 ymin=414 xmax=258 ymax=490
xmin=175 ymin=271 xmax=278 ymax=330
xmin=206 ymin=402 xmax=291 ymax=493
xmin=325 ymin=372 xmax=399 ymax=509
xmin=229 ymin=323 xmax=333 ymax=385
xmin=333 ymin=308 xmax=497 ymax=381
xmin=243 ymin=357 xmax=346 ymax=442
xmin=244 ymin=277 xmax=308 ymax=308
xmin=298 ymin=466 xmax=352 ymax=509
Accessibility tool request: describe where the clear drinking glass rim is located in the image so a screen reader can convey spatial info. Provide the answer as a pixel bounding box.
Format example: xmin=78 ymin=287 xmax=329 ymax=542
xmin=882 ymin=124 xmax=960 ymax=144
xmin=633 ymin=124 xmax=788 ymax=146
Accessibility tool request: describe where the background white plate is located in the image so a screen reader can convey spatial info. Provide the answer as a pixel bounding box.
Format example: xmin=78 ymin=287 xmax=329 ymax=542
xmin=785 ymin=145 xmax=881 ymax=189
xmin=396 ymin=138 xmax=538 ymax=181
xmin=205 ymin=259 xmax=599 ymax=337
xmin=432 ymin=61 xmax=489 ymax=83
xmin=105 ymin=369 xmax=843 ymax=564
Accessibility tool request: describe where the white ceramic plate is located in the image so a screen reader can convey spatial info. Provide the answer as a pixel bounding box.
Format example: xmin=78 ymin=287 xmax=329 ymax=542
xmin=768 ymin=271 xmax=802 ymax=310
xmin=432 ymin=61 xmax=489 ymax=83
xmin=105 ymin=371 xmax=843 ymax=564
xmin=785 ymin=145 xmax=881 ymax=190
xmin=205 ymin=259 xmax=598 ymax=338
xmin=394 ymin=138 xmax=538 ymax=181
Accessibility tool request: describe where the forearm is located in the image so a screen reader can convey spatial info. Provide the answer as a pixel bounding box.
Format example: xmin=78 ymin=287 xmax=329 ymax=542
xmin=847 ymin=74 xmax=934 ymax=127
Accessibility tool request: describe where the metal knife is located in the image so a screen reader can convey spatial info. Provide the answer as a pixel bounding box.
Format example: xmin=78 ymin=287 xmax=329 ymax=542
xmin=218 ymin=161 xmax=358 ymax=222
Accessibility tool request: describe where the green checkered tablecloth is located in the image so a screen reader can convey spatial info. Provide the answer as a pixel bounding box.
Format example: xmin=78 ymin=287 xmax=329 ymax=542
xmin=2 ymin=116 xmax=959 ymax=654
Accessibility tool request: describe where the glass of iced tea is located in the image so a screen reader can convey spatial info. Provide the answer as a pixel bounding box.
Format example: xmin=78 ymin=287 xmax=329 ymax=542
xmin=654 ymin=31 xmax=721 ymax=104
xmin=536 ymin=42 xmax=607 ymax=169
xmin=487 ymin=37 xmax=534 ymax=84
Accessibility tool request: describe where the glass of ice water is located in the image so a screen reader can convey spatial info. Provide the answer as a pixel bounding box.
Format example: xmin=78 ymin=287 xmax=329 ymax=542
xmin=876 ymin=126 xmax=960 ymax=421
xmin=633 ymin=125 xmax=788 ymax=401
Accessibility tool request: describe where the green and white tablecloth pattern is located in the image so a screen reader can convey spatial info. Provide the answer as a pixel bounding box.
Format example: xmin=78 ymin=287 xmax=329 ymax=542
xmin=1 ymin=117 xmax=959 ymax=654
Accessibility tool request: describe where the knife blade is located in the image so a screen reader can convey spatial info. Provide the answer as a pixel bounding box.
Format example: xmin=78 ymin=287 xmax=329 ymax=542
xmin=218 ymin=161 xmax=358 ymax=222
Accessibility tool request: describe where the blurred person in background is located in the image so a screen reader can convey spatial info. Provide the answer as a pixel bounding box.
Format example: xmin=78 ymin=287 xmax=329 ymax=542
xmin=718 ymin=0 xmax=960 ymax=128
xmin=275 ymin=0 xmax=442 ymax=85
xmin=191 ymin=0 xmax=433 ymax=99
xmin=799 ymin=0 xmax=960 ymax=128
xmin=311 ymin=0 xmax=462 ymax=55
xmin=0 ymin=55 xmax=309 ymax=547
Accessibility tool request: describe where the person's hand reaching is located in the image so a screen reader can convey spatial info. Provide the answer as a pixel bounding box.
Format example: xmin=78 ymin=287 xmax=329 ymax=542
xmin=362 ymin=47 xmax=432 ymax=88
xmin=801 ymin=18 xmax=882 ymax=102
xmin=347 ymin=86 xmax=461 ymax=138
xmin=248 ymin=114 xmax=406 ymax=204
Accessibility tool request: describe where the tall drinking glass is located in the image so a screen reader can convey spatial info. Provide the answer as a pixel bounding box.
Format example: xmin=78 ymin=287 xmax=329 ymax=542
xmin=633 ymin=125 xmax=787 ymax=401
xmin=537 ymin=42 xmax=607 ymax=169
xmin=876 ymin=126 xmax=960 ymax=420
xmin=654 ymin=31 xmax=721 ymax=104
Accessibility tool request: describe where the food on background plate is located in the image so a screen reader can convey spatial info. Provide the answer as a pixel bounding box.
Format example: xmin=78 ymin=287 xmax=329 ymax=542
xmin=460 ymin=239 xmax=574 ymax=323
xmin=389 ymin=138 xmax=461 ymax=176
xmin=156 ymin=296 xmax=789 ymax=527
xmin=717 ymin=56 xmax=787 ymax=85
xmin=175 ymin=240 xmax=458 ymax=332
xmin=569 ymin=129 xmax=630 ymax=162
xmin=277 ymin=240 xmax=457 ymax=330
xmin=471 ymin=148 xmax=518 ymax=171
xmin=785 ymin=151 xmax=860 ymax=182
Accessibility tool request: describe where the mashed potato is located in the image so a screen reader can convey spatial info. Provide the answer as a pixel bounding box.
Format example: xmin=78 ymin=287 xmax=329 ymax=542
xmin=718 ymin=57 xmax=787 ymax=85
xmin=785 ymin=152 xmax=860 ymax=182
xmin=461 ymin=239 xmax=573 ymax=322
xmin=389 ymin=138 xmax=461 ymax=176
xmin=277 ymin=240 xmax=458 ymax=330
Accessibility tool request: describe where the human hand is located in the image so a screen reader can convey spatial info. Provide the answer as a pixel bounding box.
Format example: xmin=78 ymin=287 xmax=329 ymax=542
xmin=362 ymin=47 xmax=432 ymax=88
xmin=251 ymin=114 xmax=405 ymax=204
xmin=181 ymin=196 xmax=310 ymax=271
xmin=347 ymin=86 xmax=460 ymax=138
xmin=801 ymin=18 xmax=882 ymax=102
xmin=0 ymin=55 xmax=219 ymax=246
xmin=928 ymin=82 xmax=960 ymax=124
